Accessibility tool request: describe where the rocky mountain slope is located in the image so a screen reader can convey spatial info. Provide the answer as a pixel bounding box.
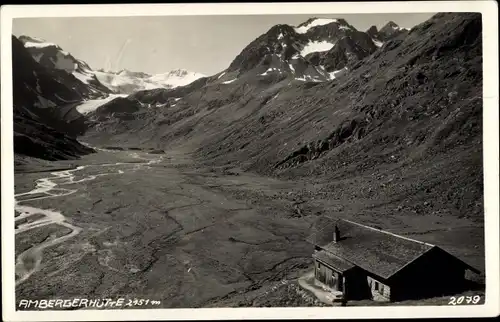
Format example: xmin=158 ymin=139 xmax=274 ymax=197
xmin=12 ymin=35 xmax=94 ymax=161
xmin=13 ymin=35 xmax=205 ymax=161
xmin=82 ymin=16 xmax=388 ymax=133
xmin=83 ymin=13 xmax=483 ymax=223
xmin=221 ymin=17 xmax=379 ymax=83
xmin=18 ymin=35 xmax=112 ymax=98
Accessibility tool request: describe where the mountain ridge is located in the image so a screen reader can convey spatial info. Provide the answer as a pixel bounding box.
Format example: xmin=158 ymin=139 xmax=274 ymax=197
xmin=93 ymin=68 xmax=207 ymax=94
xmin=18 ymin=35 xmax=207 ymax=95
xmin=80 ymin=13 xmax=482 ymax=222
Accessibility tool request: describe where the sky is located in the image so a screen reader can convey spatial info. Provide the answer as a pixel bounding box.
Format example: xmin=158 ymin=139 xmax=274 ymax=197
xmin=13 ymin=13 xmax=435 ymax=76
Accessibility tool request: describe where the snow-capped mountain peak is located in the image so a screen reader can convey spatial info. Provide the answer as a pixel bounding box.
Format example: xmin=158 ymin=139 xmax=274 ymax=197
xmin=19 ymin=35 xmax=58 ymax=48
xmin=226 ymin=16 xmax=378 ymax=83
xmin=293 ymin=17 xmax=355 ymax=34
xmin=115 ymin=69 xmax=151 ymax=79
xmin=148 ymin=69 xmax=206 ymax=87
xmin=94 ymin=68 xmax=206 ymax=94
xmin=294 ymin=18 xmax=339 ymax=34
xmin=18 ymin=35 xmax=111 ymax=98
xmin=18 ymin=35 xmax=206 ymax=95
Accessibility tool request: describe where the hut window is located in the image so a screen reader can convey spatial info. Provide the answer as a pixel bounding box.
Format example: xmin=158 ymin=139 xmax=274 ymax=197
xmin=374 ymin=281 xmax=379 ymax=291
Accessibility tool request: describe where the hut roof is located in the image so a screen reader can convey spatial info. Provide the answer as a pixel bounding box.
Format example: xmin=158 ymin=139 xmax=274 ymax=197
xmin=313 ymin=218 xmax=479 ymax=280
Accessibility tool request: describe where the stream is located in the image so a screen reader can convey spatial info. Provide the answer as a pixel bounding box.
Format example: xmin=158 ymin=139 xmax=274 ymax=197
xmin=14 ymin=151 xmax=163 ymax=286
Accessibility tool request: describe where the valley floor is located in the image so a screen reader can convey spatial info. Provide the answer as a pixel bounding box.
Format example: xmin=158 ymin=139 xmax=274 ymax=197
xmin=13 ymin=148 xmax=484 ymax=309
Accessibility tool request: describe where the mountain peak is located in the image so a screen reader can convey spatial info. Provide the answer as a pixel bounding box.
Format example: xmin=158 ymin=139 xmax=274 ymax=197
xmin=380 ymin=21 xmax=403 ymax=32
xmin=18 ymin=35 xmax=45 ymax=43
xmin=366 ymin=25 xmax=379 ymax=35
xmin=294 ymin=17 xmax=339 ymax=34
xmin=146 ymin=69 xmax=206 ymax=89
xmin=116 ymin=69 xmax=151 ymax=78
xmin=377 ymin=20 xmax=410 ymax=41
xmin=18 ymin=35 xmax=61 ymax=50
xmin=386 ymin=20 xmax=399 ymax=27
xmin=226 ymin=15 xmax=373 ymax=75
xmin=268 ymin=24 xmax=297 ymax=37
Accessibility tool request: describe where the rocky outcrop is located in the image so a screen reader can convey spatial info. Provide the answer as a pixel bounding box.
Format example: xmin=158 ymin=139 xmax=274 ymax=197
xmin=306 ymin=33 xmax=377 ymax=72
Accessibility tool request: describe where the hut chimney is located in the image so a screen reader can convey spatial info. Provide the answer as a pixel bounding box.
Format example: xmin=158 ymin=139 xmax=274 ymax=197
xmin=333 ymin=224 xmax=340 ymax=243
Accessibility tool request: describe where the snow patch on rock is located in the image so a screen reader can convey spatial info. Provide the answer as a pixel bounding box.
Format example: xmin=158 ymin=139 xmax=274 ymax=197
xmin=24 ymin=41 xmax=58 ymax=49
xmin=372 ymin=39 xmax=384 ymax=48
xmin=300 ymin=40 xmax=335 ymax=57
xmin=328 ymin=67 xmax=349 ymax=80
xmin=75 ymin=94 xmax=129 ymax=115
xmin=222 ymin=78 xmax=237 ymax=84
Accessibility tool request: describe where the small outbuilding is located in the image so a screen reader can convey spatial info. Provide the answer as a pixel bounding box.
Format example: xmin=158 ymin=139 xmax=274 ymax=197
xmin=311 ymin=218 xmax=480 ymax=302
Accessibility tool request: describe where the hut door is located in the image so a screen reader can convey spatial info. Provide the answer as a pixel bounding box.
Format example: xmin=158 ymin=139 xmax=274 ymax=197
xmin=325 ymin=267 xmax=332 ymax=287
xmin=333 ymin=271 xmax=341 ymax=291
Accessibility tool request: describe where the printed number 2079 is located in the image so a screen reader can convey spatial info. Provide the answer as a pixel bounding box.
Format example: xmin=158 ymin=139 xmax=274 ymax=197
xmin=448 ymin=295 xmax=481 ymax=305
